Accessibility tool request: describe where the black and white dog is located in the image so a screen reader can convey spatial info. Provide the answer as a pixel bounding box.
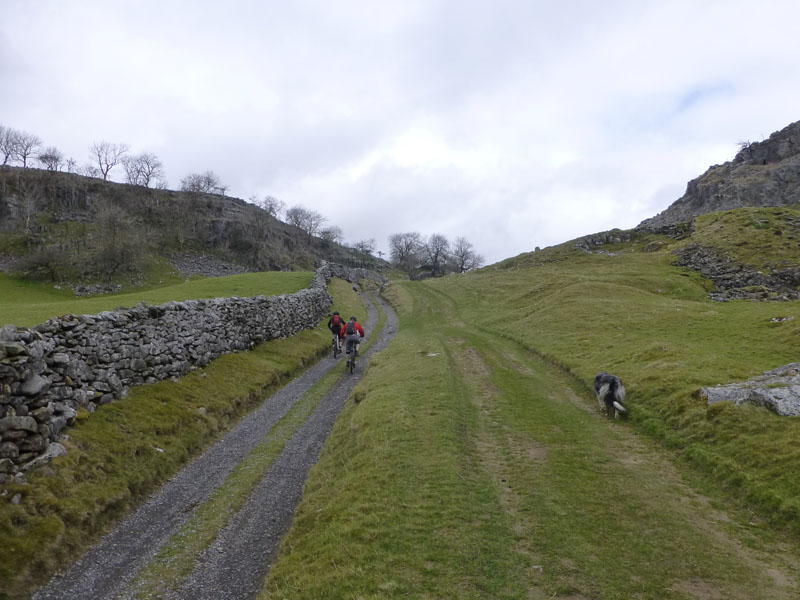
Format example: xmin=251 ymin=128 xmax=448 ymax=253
xmin=594 ymin=372 xmax=627 ymax=418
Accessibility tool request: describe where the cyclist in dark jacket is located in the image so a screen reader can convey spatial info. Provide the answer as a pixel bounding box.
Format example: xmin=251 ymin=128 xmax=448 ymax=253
xmin=327 ymin=311 xmax=344 ymax=356
xmin=327 ymin=311 xmax=344 ymax=336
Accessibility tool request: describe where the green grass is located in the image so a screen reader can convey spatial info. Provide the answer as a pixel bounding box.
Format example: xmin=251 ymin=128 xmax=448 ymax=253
xmin=687 ymin=205 xmax=800 ymax=269
xmin=261 ymin=275 xmax=800 ymax=599
xmin=427 ymin=245 xmax=800 ymax=529
xmin=0 ymin=270 xmax=313 ymax=327
xmin=0 ymin=278 xmax=360 ymax=600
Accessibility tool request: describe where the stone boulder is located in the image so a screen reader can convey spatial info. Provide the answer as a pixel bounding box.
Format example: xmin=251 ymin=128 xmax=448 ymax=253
xmin=701 ymin=363 xmax=800 ymax=416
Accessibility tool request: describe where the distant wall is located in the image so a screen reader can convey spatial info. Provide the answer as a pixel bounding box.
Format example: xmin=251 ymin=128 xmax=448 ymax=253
xmin=325 ymin=261 xmax=388 ymax=288
xmin=0 ymin=264 xmax=371 ymax=478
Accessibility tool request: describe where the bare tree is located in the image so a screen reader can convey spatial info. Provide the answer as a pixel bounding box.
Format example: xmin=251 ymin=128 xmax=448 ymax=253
xmin=257 ymin=195 xmax=285 ymax=220
xmin=423 ymin=233 xmax=450 ymax=275
xmin=14 ymin=131 xmax=42 ymax=167
xmin=353 ymin=238 xmax=376 ymax=255
xmin=285 ymin=205 xmax=326 ymax=240
xmin=450 ymin=236 xmax=484 ymax=272
xmin=18 ymin=180 xmax=41 ymax=237
xmin=93 ymin=204 xmax=144 ymax=280
xmin=389 ymin=231 xmax=423 ymax=275
xmin=180 ymin=170 xmax=226 ymax=194
xmin=80 ymin=163 xmax=102 ymax=178
xmin=21 ymin=245 xmax=70 ymax=282
xmin=123 ymin=152 xmax=164 ymax=187
xmin=38 ymin=146 xmax=64 ymax=171
xmin=320 ymin=225 xmax=343 ymax=243
xmin=89 ymin=141 xmax=130 ymax=180
xmin=66 ymin=157 xmax=78 ymax=173
xmin=0 ymin=125 xmax=17 ymax=165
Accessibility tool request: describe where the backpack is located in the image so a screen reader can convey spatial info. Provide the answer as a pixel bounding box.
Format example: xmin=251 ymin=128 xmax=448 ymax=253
xmin=346 ymin=321 xmax=356 ymax=335
xmin=332 ymin=315 xmax=341 ymax=329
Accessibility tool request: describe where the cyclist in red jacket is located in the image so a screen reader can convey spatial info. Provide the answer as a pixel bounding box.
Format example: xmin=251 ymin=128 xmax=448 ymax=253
xmin=340 ymin=315 xmax=365 ymax=356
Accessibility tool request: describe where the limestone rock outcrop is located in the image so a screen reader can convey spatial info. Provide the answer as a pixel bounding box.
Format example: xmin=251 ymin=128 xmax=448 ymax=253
xmin=639 ymin=120 xmax=800 ymax=231
xmin=701 ymin=362 xmax=800 ymax=416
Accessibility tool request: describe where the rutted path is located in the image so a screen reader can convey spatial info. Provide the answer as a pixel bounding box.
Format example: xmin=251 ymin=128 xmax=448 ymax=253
xmin=34 ymin=294 xmax=398 ymax=600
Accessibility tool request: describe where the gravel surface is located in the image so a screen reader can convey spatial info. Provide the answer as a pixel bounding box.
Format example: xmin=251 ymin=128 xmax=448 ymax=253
xmin=33 ymin=294 xmax=398 ymax=600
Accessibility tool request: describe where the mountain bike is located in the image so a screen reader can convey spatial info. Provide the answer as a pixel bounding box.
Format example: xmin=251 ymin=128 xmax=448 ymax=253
xmin=332 ymin=332 xmax=341 ymax=358
xmin=347 ymin=346 xmax=358 ymax=374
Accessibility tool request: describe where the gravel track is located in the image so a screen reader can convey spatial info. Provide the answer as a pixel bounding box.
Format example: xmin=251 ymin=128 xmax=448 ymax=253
xmin=34 ymin=294 xmax=397 ymax=600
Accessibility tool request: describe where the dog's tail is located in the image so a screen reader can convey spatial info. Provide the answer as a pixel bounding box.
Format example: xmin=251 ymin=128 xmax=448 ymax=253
xmin=612 ymin=380 xmax=626 ymax=413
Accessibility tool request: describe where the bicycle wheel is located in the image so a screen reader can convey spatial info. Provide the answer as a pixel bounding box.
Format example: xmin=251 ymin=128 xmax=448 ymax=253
xmin=350 ymin=350 xmax=356 ymax=374
xmin=333 ymin=338 xmax=339 ymax=358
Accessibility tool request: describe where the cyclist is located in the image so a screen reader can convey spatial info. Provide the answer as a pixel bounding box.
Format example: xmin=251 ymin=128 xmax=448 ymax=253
xmin=327 ymin=311 xmax=344 ymax=355
xmin=341 ymin=315 xmax=365 ymax=358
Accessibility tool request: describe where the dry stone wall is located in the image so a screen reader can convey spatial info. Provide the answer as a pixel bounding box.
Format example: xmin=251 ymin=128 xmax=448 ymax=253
xmin=0 ymin=265 xmax=344 ymax=479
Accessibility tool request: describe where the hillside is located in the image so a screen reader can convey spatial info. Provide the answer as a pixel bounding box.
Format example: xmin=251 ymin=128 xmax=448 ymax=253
xmin=639 ymin=119 xmax=800 ymax=230
xmin=0 ymin=166 xmax=381 ymax=287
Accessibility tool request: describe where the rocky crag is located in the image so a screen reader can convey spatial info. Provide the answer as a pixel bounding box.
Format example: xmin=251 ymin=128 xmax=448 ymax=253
xmin=0 ymin=166 xmax=385 ymax=282
xmin=638 ymin=120 xmax=800 ymax=231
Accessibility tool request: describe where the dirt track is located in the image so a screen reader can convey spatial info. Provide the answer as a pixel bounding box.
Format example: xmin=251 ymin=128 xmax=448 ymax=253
xmin=34 ymin=294 xmax=398 ymax=600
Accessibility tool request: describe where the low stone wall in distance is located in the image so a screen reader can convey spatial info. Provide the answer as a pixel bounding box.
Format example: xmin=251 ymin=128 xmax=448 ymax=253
xmin=0 ymin=266 xmax=336 ymax=479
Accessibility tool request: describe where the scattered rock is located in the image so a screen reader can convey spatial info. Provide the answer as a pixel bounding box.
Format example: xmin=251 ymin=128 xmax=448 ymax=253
xmin=701 ymin=363 xmax=800 ymax=416
xmin=168 ymin=252 xmax=250 ymax=278
xmin=675 ymin=243 xmax=800 ymax=302
xmin=21 ymin=442 xmax=67 ymax=471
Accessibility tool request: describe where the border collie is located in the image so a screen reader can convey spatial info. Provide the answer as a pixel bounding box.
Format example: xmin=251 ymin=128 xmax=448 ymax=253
xmin=594 ymin=372 xmax=627 ymax=418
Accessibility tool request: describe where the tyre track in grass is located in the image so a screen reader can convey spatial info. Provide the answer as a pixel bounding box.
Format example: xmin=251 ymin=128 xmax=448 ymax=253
xmin=33 ymin=294 xmax=397 ymax=600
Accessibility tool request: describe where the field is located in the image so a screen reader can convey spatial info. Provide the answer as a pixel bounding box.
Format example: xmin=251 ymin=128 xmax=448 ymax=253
xmin=4 ymin=206 xmax=800 ymax=598
xmin=262 ymin=220 xmax=800 ymax=598
xmin=0 ymin=271 xmax=312 ymax=328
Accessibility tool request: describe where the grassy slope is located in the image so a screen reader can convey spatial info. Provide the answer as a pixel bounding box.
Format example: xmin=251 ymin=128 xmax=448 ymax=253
xmin=689 ymin=205 xmax=800 ymax=269
xmin=0 ymin=270 xmax=313 ymax=328
xmin=262 ymin=265 xmax=800 ymax=599
xmin=437 ymin=234 xmax=800 ymax=529
xmin=0 ymin=277 xmax=362 ymax=600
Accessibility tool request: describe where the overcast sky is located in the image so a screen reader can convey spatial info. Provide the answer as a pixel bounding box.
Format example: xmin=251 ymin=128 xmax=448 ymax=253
xmin=2 ymin=1 xmax=800 ymax=264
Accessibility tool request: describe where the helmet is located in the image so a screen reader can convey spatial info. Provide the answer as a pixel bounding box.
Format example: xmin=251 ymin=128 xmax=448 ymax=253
xmin=350 ymin=316 xmax=357 ymax=321
xmin=333 ymin=311 xmax=339 ymax=315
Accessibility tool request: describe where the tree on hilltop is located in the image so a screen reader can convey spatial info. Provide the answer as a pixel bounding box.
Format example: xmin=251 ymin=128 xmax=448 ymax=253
xmin=320 ymin=225 xmax=343 ymax=243
xmin=286 ymin=205 xmax=326 ymax=241
xmin=38 ymin=146 xmax=65 ymax=171
xmin=352 ymin=238 xmax=376 ymax=256
xmin=0 ymin=125 xmax=18 ymax=165
xmin=256 ymin=195 xmax=285 ymax=220
xmin=390 ymin=231 xmax=483 ymax=276
xmin=181 ymin=170 xmax=226 ymax=195
xmin=89 ymin=141 xmax=130 ymax=180
xmin=123 ymin=152 xmax=164 ymax=187
xmin=13 ymin=131 xmax=42 ymax=167
xmin=450 ymin=236 xmax=484 ymax=272
xmin=389 ymin=231 xmax=422 ymax=275
xmin=423 ymin=233 xmax=450 ymax=276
